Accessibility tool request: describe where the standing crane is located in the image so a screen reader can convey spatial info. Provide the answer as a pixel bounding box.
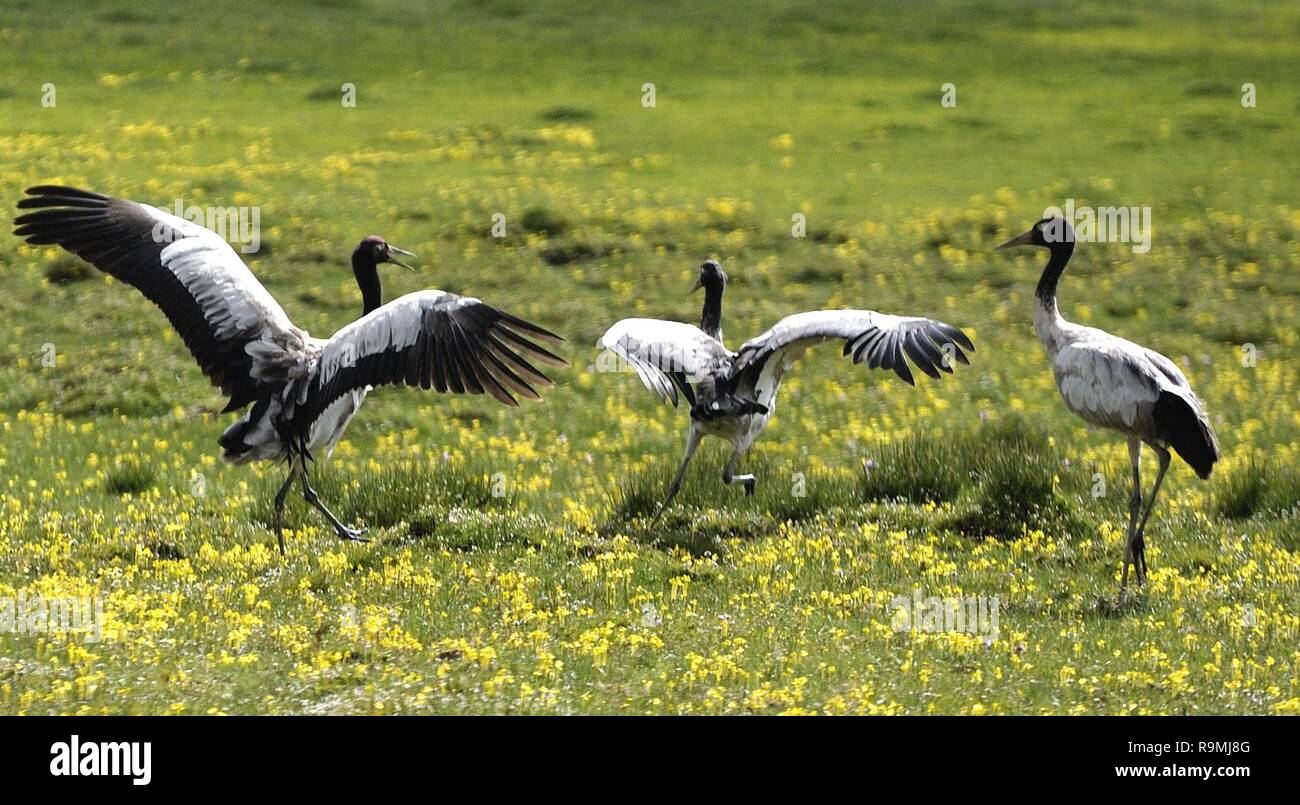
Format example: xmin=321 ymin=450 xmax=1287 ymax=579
xmin=600 ymin=259 xmax=975 ymax=520
xmin=14 ymin=186 xmax=568 ymax=552
xmin=999 ymin=216 xmax=1219 ymax=588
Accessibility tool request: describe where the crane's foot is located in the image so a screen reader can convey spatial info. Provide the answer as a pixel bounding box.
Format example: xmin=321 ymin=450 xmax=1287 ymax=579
xmin=1133 ymin=533 xmax=1148 ymax=585
xmin=725 ymin=472 xmax=756 ymax=497
xmin=335 ymin=525 xmax=370 ymax=542
xmin=1120 ymin=525 xmax=1149 ymax=589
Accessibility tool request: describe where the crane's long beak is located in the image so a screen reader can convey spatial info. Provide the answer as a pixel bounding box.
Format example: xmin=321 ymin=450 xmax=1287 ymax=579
xmin=386 ymin=245 xmax=418 ymax=270
xmin=689 ymin=278 xmax=703 ymax=294
xmin=997 ymin=230 xmax=1035 ymax=250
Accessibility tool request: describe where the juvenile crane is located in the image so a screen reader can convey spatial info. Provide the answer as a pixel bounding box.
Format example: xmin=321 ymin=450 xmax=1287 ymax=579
xmin=14 ymin=186 xmax=567 ymax=552
xmin=999 ymin=216 xmax=1219 ymax=588
xmin=600 ymin=259 xmax=975 ymax=519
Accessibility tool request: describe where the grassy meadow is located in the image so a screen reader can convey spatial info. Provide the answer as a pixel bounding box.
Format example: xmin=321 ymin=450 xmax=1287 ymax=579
xmin=0 ymin=0 xmax=1298 ymax=714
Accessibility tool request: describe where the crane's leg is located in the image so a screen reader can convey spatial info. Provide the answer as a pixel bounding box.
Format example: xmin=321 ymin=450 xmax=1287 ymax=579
xmin=652 ymin=428 xmax=703 ymax=523
xmin=1121 ymin=439 xmax=1142 ymax=590
xmin=722 ymin=445 xmax=756 ymax=497
xmin=1130 ymin=446 xmax=1172 ymax=586
xmin=272 ymin=467 xmax=299 ymax=555
xmin=298 ymin=452 xmax=369 ymax=542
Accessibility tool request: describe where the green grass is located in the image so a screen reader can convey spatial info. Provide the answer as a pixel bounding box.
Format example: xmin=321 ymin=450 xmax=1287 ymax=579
xmin=861 ymin=434 xmax=965 ymax=505
xmin=1215 ymin=456 xmax=1300 ymax=520
xmin=104 ymin=458 xmax=156 ymax=496
xmin=0 ymin=0 xmax=1297 ymax=714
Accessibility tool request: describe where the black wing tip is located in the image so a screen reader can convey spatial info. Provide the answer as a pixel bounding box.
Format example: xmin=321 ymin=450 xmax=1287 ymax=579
xmin=947 ymin=326 xmax=976 ymax=353
xmin=496 ymin=310 xmax=568 ymax=347
xmin=474 ymin=306 xmax=568 ymax=368
xmin=14 ymin=187 xmax=113 ymax=240
xmin=929 ymin=321 xmax=975 ymax=352
xmin=20 ymin=184 xmax=109 ymax=206
xmin=22 ymin=185 xmax=109 ymax=200
xmin=528 ymin=372 xmax=557 ymax=390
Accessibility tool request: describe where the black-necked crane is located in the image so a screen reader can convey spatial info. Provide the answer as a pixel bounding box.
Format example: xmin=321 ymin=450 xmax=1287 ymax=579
xmin=14 ymin=186 xmax=568 ymax=552
xmin=998 ymin=216 xmax=1219 ymax=588
xmin=600 ymin=259 xmax=975 ymax=520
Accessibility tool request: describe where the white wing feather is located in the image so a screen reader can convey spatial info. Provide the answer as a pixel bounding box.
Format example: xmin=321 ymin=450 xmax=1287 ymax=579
xmin=599 ymin=318 xmax=732 ymax=406
xmin=143 ymin=204 xmax=297 ymax=341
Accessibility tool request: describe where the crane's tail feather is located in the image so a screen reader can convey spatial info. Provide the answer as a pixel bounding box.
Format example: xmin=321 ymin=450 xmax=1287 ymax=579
xmin=690 ymin=395 xmax=768 ymax=422
xmin=218 ymin=397 xmax=280 ymax=465
xmin=1154 ymin=390 xmax=1220 ymax=479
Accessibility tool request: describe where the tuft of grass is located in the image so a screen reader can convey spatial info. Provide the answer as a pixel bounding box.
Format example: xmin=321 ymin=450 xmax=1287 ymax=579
xmin=539 ymin=239 xmax=614 ymax=265
xmin=44 ymin=257 xmax=95 ymax=284
xmin=519 ymin=206 xmax=569 ymax=237
xmin=769 ymin=469 xmax=859 ymax=522
xmin=538 ymin=105 xmax=593 ymax=122
xmin=860 ymin=435 xmax=963 ymax=504
xmin=609 ymin=470 xmax=668 ymax=523
xmin=949 ymin=417 xmax=1079 ymax=538
xmin=403 ymin=507 xmax=547 ymax=552
xmin=329 ymin=461 xmax=506 ymax=528
xmin=1266 ymin=467 xmax=1300 ymax=518
xmin=304 ymin=83 xmax=344 ymax=101
xmin=949 ymin=447 xmax=1072 ymax=539
xmin=1183 ymin=79 xmax=1237 ymax=97
xmin=634 ymin=508 xmax=767 ymax=555
xmin=1215 ymin=456 xmax=1266 ymax=519
xmin=973 ymin=414 xmax=1053 ymax=455
xmin=860 ymin=417 xmax=1081 ymax=539
xmin=1214 ymin=457 xmax=1300 ymax=520
xmin=606 ymin=454 xmax=855 ymax=550
xmin=256 ymin=460 xmax=506 ymax=531
xmin=105 ymin=459 xmax=156 ymax=495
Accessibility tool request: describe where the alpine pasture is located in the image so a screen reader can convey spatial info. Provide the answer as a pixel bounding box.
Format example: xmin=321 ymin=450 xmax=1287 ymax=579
xmin=0 ymin=0 xmax=1297 ymax=714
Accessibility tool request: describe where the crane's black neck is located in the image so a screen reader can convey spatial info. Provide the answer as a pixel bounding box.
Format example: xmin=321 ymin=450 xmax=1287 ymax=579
xmin=1035 ymin=241 xmax=1075 ymax=310
xmin=700 ymin=283 xmax=725 ymax=341
xmin=352 ymin=250 xmax=383 ymax=315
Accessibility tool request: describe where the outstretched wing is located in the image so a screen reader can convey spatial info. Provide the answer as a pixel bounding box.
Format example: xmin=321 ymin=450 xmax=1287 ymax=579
xmin=599 ymin=318 xmax=732 ymax=406
xmin=13 ymin=185 xmax=298 ymax=412
xmin=732 ymin=309 xmax=975 ymax=389
xmin=303 ymin=290 xmax=567 ymax=427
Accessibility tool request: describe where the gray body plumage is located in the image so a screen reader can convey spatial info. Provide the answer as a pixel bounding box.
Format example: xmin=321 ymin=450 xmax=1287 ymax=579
xmin=1036 ymin=300 xmax=1218 ymax=478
